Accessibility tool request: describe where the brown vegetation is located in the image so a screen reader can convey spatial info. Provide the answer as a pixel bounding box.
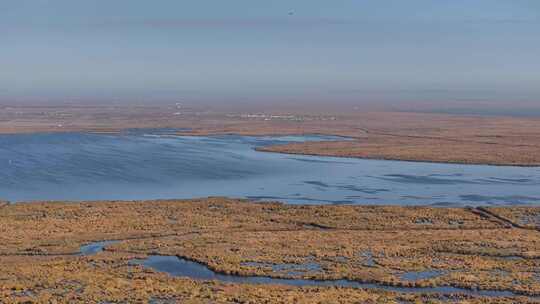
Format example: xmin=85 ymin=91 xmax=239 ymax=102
xmin=1 ymin=104 xmax=540 ymax=165
xmin=2 ymin=198 xmax=540 ymax=303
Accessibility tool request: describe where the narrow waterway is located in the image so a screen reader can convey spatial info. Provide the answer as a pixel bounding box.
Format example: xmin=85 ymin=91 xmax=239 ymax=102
xmin=80 ymin=241 xmax=533 ymax=299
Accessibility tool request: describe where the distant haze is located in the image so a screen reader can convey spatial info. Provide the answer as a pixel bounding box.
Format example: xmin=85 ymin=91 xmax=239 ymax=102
xmin=2 ymin=0 xmax=539 ymax=114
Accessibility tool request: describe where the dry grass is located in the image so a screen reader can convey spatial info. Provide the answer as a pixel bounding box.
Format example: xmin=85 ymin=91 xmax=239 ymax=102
xmin=1 ymin=198 xmax=540 ymax=302
xmin=2 ymin=105 xmax=540 ymax=165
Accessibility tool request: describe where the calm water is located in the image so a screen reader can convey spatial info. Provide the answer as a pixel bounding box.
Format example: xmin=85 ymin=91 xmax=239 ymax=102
xmin=76 ymin=240 xmax=521 ymax=298
xmin=79 ymin=240 xmax=120 ymax=256
xmin=132 ymin=255 xmax=518 ymax=298
xmin=1 ymin=132 xmax=540 ymax=205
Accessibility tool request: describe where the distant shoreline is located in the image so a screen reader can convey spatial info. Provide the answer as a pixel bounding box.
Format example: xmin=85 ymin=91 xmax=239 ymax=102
xmin=2 ymin=107 xmax=540 ymax=166
xmin=2 ymin=127 xmax=540 ymax=167
xmin=255 ymin=144 xmax=540 ymax=168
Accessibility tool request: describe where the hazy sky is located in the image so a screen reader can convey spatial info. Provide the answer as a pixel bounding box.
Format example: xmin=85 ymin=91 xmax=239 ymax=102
xmin=1 ymin=0 xmax=539 ymax=107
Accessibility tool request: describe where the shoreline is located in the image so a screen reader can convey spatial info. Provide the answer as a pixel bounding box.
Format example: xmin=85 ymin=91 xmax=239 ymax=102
xmin=2 ymin=196 xmax=538 ymax=209
xmin=2 ymin=108 xmax=540 ymax=167
xmin=255 ymin=145 xmax=540 ymax=168
xmin=2 ymin=127 xmax=540 ymax=167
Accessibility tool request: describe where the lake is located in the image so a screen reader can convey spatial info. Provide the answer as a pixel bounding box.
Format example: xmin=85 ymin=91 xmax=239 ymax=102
xmin=1 ymin=131 xmax=539 ymax=205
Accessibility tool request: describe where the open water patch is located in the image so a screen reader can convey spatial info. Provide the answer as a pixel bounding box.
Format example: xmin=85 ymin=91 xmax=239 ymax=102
xmin=79 ymin=241 xmax=119 ymax=256
xmin=2 ymin=132 xmax=540 ymax=206
xmin=376 ymin=174 xmax=480 ymax=185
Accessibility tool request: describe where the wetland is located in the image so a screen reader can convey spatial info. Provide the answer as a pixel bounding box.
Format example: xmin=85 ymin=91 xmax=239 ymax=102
xmin=2 ymin=198 xmax=540 ymax=303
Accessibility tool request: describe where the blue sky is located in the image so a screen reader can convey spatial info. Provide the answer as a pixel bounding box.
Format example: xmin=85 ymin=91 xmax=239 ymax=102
xmin=1 ymin=0 xmax=539 ymax=107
